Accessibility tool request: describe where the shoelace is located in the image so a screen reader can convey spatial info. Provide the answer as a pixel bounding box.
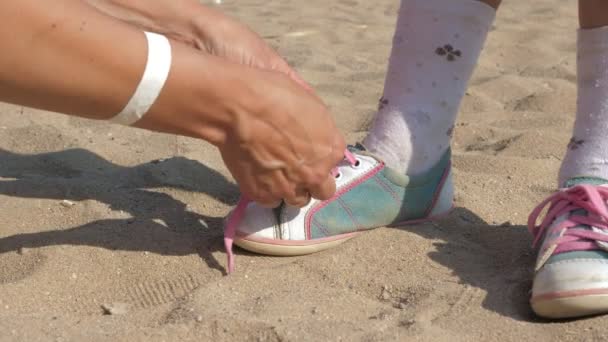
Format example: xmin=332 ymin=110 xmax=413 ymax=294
xmin=223 ymin=150 xmax=357 ymax=274
xmin=528 ymin=184 xmax=608 ymax=256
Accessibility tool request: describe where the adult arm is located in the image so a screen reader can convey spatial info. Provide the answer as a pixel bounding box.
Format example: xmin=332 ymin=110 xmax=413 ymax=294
xmin=0 ymin=0 xmax=345 ymax=206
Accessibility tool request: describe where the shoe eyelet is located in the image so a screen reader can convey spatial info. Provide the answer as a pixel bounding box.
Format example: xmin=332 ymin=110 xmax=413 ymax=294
xmin=351 ymin=158 xmax=362 ymax=169
xmin=335 ymin=172 xmax=342 ymax=180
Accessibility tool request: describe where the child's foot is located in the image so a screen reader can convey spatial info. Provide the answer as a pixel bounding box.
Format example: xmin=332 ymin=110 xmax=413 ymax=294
xmin=529 ymin=178 xmax=608 ymax=318
xmin=223 ymin=145 xmax=454 ymax=273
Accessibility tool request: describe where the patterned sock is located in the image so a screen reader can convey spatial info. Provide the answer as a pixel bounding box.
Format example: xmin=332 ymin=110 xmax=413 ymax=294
xmin=363 ymin=0 xmax=495 ymax=174
xmin=559 ymin=27 xmax=608 ymax=186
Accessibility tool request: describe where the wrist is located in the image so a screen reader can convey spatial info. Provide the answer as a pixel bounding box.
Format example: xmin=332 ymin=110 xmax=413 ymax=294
xmin=189 ymin=6 xmax=239 ymax=51
xmin=86 ymin=0 xmax=204 ymax=48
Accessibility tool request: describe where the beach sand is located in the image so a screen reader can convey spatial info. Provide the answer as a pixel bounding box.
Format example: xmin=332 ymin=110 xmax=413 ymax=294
xmin=0 ymin=0 xmax=604 ymax=340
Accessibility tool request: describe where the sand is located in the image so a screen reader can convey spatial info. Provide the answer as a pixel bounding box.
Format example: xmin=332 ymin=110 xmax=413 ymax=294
xmin=0 ymin=0 xmax=605 ymax=340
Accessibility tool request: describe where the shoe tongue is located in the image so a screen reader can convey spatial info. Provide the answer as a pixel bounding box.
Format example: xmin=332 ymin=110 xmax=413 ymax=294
xmin=346 ymin=142 xmax=380 ymax=161
xmin=561 ymin=176 xmax=608 ymax=231
xmin=347 ymin=143 xmax=366 ymax=153
xmin=564 ymin=176 xmax=608 ymax=188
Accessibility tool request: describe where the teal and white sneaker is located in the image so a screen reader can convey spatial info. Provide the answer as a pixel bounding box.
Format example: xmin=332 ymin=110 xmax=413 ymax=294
xmin=224 ymin=145 xmax=454 ymax=273
xmin=529 ymin=177 xmax=608 ymax=318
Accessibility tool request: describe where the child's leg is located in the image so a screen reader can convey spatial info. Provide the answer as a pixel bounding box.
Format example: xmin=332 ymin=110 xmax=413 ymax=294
xmin=529 ymin=1 xmax=608 ymax=319
xmin=363 ymin=0 xmax=498 ymax=175
xmin=223 ymin=0 xmax=500 ymax=271
xmin=558 ymin=1 xmax=608 ymax=185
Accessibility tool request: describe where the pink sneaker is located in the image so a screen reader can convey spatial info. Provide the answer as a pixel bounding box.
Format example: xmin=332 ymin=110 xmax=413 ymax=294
xmin=223 ymin=145 xmax=454 ymax=273
xmin=529 ymin=177 xmax=608 ymax=318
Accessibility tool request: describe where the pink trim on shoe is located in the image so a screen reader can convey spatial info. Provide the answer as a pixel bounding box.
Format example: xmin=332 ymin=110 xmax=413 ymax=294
xmin=423 ymin=163 xmax=451 ymax=217
xmin=528 ymin=185 xmax=608 ymax=260
xmin=304 ymin=163 xmax=385 ymax=240
xmin=236 ymin=232 xmax=360 ymax=246
xmin=223 ymin=151 xmax=452 ymax=274
xmin=389 ymin=163 xmax=453 ymax=227
xmin=224 ymin=150 xmax=359 ymax=274
xmin=531 ymin=288 xmax=608 ymax=303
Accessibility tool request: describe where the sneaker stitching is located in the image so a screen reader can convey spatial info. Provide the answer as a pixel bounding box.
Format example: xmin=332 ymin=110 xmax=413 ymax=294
xmin=543 ymin=258 xmax=608 ymax=267
xmin=373 ymin=175 xmax=401 ymax=204
xmin=305 ymin=164 xmax=384 ymax=240
xmin=312 ymin=217 xmax=332 ymax=237
xmin=337 ymin=197 xmax=362 ymax=231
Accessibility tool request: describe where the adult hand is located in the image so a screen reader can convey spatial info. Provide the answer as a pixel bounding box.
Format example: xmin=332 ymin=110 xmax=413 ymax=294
xmin=87 ymin=0 xmax=342 ymax=206
xmin=86 ymin=0 xmax=312 ymax=90
xmin=217 ymin=71 xmax=345 ymax=208
xmin=1 ymin=0 xmax=345 ymax=207
xmin=133 ymin=49 xmax=346 ymax=208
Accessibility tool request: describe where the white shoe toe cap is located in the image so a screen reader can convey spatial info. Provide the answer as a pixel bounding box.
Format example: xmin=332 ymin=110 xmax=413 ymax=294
xmin=235 ymin=203 xmax=277 ymax=240
xmin=533 ymin=258 xmax=608 ymax=298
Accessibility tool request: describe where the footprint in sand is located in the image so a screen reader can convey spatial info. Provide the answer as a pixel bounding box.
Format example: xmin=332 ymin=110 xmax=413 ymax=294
xmin=465 ymin=134 xmax=524 ymax=154
xmin=123 ymin=274 xmax=202 ymax=309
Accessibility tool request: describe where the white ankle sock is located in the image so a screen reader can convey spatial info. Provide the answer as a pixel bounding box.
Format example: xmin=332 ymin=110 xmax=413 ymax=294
xmin=363 ymin=0 xmax=495 ymax=174
xmin=559 ymin=27 xmax=608 ymax=186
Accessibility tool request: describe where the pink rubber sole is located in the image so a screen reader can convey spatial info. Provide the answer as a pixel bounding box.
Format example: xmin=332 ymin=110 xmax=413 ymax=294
xmin=234 ymin=233 xmax=360 ymax=256
xmin=234 ymin=207 xmax=454 ymax=257
xmin=531 ymin=289 xmax=608 ymax=318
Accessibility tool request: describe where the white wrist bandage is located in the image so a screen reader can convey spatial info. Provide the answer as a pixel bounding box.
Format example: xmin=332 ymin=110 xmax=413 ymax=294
xmin=110 ymin=31 xmax=172 ymax=125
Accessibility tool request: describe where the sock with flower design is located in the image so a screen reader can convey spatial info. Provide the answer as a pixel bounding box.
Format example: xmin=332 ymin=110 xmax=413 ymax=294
xmin=559 ymin=26 xmax=608 ymax=186
xmin=364 ymin=0 xmax=495 ymax=174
